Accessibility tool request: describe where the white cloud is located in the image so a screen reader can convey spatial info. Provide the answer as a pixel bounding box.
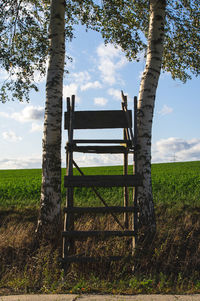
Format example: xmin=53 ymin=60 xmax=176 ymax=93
xmin=152 ymin=137 xmax=200 ymax=163
xmin=159 ymin=105 xmax=173 ymax=116
xmin=0 ymin=112 xmax=10 ymax=118
xmin=97 ymin=43 xmax=128 ymax=85
xmin=81 ymin=81 xmax=102 ymax=91
xmin=30 ymin=122 xmax=43 ymax=133
xmin=11 ymin=106 xmax=44 ymax=123
xmin=2 ymin=130 xmax=22 ymax=142
xmin=63 ymin=83 xmax=80 ymax=102
xmin=0 ymin=156 xmax=41 ymax=169
xmin=0 ymin=153 xmax=123 ymax=169
xmin=72 ymin=71 xmax=91 ymax=84
xmin=108 ymin=88 xmax=122 ymax=101
xmin=73 ymin=153 xmax=122 ymax=167
xmin=94 ymin=97 xmax=107 ymax=106
xmin=97 ymin=43 xmax=122 ymax=59
xmin=0 ymin=106 xmax=44 ymax=127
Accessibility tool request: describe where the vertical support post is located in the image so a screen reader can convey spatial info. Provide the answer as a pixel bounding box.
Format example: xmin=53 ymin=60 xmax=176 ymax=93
xmin=63 ymin=95 xmax=75 ymax=261
xmin=133 ymin=96 xmax=138 ymax=248
xmin=121 ymin=94 xmax=129 ymax=229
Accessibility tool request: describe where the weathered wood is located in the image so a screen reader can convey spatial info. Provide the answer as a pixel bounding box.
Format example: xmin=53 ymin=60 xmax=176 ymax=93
xmin=61 ymin=255 xmax=134 ymax=263
xmin=72 ymin=139 xmax=133 ymax=145
xmin=64 ymin=174 xmax=143 ymax=188
xmin=133 ymin=96 xmax=138 ymax=247
xmin=122 ymin=94 xmax=129 ymax=229
xmin=63 ymin=96 xmax=75 ymax=260
xmin=62 ymin=230 xmax=135 ymax=239
xmin=64 ymin=110 xmax=132 ymax=129
xmin=69 ymin=145 xmax=131 ymax=154
xmin=63 ymin=206 xmax=135 ymax=214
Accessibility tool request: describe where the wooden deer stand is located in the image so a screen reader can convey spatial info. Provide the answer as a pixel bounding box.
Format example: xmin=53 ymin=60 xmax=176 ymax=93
xmin=62 ymin=92 xmax=142 ymax=265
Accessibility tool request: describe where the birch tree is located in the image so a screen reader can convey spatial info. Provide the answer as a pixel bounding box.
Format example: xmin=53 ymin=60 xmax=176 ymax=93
xmin=136 ymin=0 xmax=165 ymax=241
xmin=36 ymin=0 xmax=66 ymax=236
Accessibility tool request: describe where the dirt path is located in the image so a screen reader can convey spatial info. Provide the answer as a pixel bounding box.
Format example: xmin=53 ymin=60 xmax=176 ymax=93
xmin=0 ymin=294 xmax=200 ymax=301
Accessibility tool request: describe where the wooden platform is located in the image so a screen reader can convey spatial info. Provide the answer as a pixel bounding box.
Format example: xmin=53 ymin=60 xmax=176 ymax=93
xmin=66 ymin=145 xmax=133 ymax=154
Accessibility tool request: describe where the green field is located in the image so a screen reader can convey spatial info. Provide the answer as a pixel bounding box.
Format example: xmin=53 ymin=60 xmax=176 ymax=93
xmin=0 ymin=161 xmax=200 ymax=208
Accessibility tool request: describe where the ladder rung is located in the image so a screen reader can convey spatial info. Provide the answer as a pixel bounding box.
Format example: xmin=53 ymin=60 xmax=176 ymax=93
xmin=72 ymin=139 xmax=132 ymax=144
xmin=62 ymin=230 xmax=135 ymax=239
xmin=68 ymin=145 xmax=132 ymax=154
xmin=61 ymin=255 xmax=134 ymax=263
xmin=63 ymin=206 xmax=135 ymax=214
xmin=64 ymin=175 xmax=143 ymax=187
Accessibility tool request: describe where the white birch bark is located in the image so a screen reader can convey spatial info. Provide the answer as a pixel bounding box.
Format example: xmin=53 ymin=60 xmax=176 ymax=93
xmin=137 ymin=0 xmax=166 ymax=241
xmin=36 ymin=0 xmax=65 ymax=236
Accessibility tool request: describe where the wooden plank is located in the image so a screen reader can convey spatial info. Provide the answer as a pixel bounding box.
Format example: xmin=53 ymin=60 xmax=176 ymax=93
xmin=62 ymin=230 xmax=135 ymax=239
xmin=71 ymin=145 xmax=131 ymax=154
xmin=61 ymin=255 xmax=134 ymax=263
xmin=64 ymin=110 xmax=132 ymax=129
xmin=73 ymin=139 xmax=132 ymax=145
xmin=63 ymin=206 xmax=135 ymax=214
xmin=64 ymin=175 xmax=143 ymax=187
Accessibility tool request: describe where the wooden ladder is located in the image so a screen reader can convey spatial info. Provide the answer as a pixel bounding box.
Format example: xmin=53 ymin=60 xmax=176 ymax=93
xmin=62 ymin=93 xmax=142 ymax=265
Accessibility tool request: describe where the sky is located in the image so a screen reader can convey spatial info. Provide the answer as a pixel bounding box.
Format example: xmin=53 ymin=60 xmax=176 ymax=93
xmin=0 ymin=25 xmax=200 ymax=169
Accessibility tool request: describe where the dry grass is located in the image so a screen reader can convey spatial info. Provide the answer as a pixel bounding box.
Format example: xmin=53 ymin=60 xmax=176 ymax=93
xmin=0 ymin=206 xmax=200 ymax=295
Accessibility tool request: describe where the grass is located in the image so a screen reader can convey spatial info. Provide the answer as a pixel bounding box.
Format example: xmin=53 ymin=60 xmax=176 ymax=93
xmin=0 ymin=161 xmax=200 ymax=295
xmin=0 ymin=161 xmax=200 ymax=208
xmin=151 ymin=161 xmax=200 ymax=207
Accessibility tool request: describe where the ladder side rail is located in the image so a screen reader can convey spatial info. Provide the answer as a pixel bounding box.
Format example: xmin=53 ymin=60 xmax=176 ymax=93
xmin=121 ymin=95 xmax=129 ymax=229
xmin=121 ymin=91 xmax=135 ymax=147
xmin=63 ymin=95 xmax=75 ymax=260
xmin=133 ymin=96 xmax=138 ymax=246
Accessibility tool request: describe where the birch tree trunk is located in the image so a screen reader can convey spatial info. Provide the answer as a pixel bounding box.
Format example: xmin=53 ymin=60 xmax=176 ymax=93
xmin=137 ymin=0 xmax=166 ymax=243
xmin=36 ymin=0 xmax=65 ymax=238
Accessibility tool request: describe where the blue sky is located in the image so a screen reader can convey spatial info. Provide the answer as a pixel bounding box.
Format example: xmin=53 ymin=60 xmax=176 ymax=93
xmin=0 ymin=26 xmax=200 ymax=169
